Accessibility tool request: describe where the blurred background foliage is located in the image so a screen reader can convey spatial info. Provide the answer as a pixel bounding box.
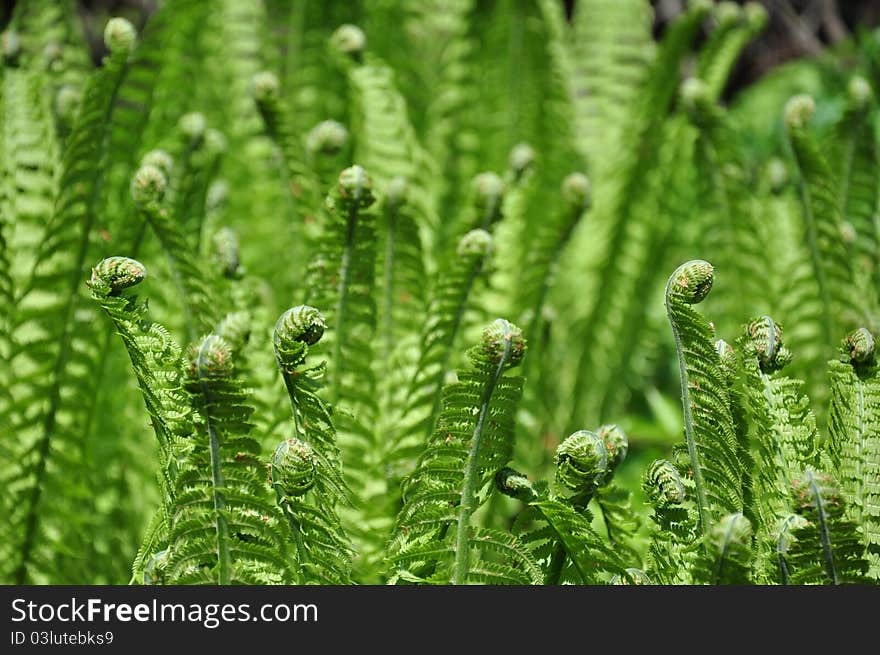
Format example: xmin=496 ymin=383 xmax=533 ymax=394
xmin=3 ymin=0 xmax=880 ymax=582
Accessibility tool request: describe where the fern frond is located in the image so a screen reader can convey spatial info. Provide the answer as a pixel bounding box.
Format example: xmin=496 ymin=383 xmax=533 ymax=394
xmin=781 ymin=95 xmax=861 ymax=398
xmin=696 ymin=2 xmax=768 ymax=103
xmin=737 ymin=316 xmax=820 ymax=579
xmin=388 ymin=319 xmax=526 ymax=584
xmin=398 ymin=228 xmax=493 ymax=452
xmin=828 ymin=328 xmax=880 ymax=577
xmin=131 ymin=163 xmax=219 ymax=342
xmin=642 ymin=459 xmax=698 ymax=584
xmin=4 ymin=21 xmax=139 ymax=584
xmin=167 ymin=334 xmax=288 ymax=585
xmin=780 ymin=470 xmax=866 ymax=584
xmin=665 ymin=260 xmax=744 ymax=536
xmin=693 ymin=513 xmax=753 ymax=585
xmin=828 ymin=78 xmax=880 ymax=315
xmin=682 ymin=79 xmax=771 ymax=336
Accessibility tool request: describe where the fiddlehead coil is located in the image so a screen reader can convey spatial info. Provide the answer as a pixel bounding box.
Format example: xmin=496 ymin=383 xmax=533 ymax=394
xmin=842 ymin=327 xmax=875 ymax=367
xmin=643 ymin=459 xmax=686 ymax=506
xmin=667 ymin=260 xmax=714 ymax=304
xmin=271 ymin=438 xmax=318 ymax=498
xmin=596 ymin=424 xmax=628 ymax=473
xmin=555 ymin=430 xmax=608 ymax=494
xmin=307 ymin=120 xmax=349 ymax=156
xmin=88 ymin=257 xmax=147 ymax=295
xmin=130 ymin=164 xmax=168 ymax=208
xmin=477 ymin=318 xmax=525 ymax=368
xmin=104 ymin=17 xmax=136 ymax=54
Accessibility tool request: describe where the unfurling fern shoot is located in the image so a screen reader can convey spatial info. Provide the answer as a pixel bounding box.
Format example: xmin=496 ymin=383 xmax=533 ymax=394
xmin=665 ymin=260 xmax=743 ymax=536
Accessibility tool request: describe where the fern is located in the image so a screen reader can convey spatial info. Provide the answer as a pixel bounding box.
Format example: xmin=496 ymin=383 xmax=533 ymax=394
xmin=696 ymin=2 xmax=768 ymax=103
xmin=398 ymin=228 xmax=493 ymax=453
xmin=737 ymin=315 xmax=820 ymax=578
xmin=4 ymin=19 xmax=139 ymax=584
xmin=303 ymin=164 xmax=381 ymax=577
xmin=388 ymin=319 xmax=533 ymax=584
xmin=779 ymin=470 xmax=867 ymax=584
xmin=828 ymin=328 xmax=880 ymax=577
xmin=693 ymin=512 xmax=754 ymax=585
xmin=781 ymin=94 xmax=861 ymax=399
xmin=828 ymin=77 xmax=880 ymax=317
xmin=665 ymin=260 xmax=744 ymax=536
xmin=643 ymin=458 xmax=698 ymax=584
xmin=168 ymin=334 xmax=288 ymax=585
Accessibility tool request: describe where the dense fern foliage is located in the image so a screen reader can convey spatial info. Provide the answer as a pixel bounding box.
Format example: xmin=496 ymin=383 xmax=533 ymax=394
xmin=3 ymin=0 xmax=880 ymax=585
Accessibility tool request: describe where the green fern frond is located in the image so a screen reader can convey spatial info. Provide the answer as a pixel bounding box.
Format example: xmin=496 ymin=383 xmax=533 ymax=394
xmin=87 ymin=257 xmax=193 ymax=581
xmin=779 ymin=470 xmax=866 ymax=584
xmin=737 ymin=316 xmax=820 ymax=579
xmin=781 ymin=94 xmax=861 ymax=398
xmin=827 ymin=77 xmax=880 ymax=315
xmin=665 ymin=260 xmax=745 ymax=536
xmin=696 ymin=2 xmax=768 ymax=103
xmin=828 ymin=328 xmax=880 ymax=577
xmin=166 ymin=333 xmax=288 ymax=585
xmin=388 ymin=319 xmax=526 ymax=584
xmin=4 ymin=21 xmax=140 ymax=584
xmin=642 ymin=458 xmax=698 ymax=584
xmin=693 ymin=512 xmax=753 ymax=585
xmin=131 ymin=162 xmax=219 ymax=342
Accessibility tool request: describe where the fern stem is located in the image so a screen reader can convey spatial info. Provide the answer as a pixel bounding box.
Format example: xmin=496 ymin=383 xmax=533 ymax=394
xmin=452 ymin=322 xmax=513 ymax=584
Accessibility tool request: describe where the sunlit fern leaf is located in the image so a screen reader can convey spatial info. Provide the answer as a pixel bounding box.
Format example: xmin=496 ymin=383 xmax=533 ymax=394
xmin=302 ymin=164 xmax=382 ymax=577
xmin=696 ymin=2 xmax=768 ymax=103
xmin=388 ymin=319 xmax=527 ymax=584
xmin=333 ymin=31 xmax=439 ymax=259
xmin=405 ymin=0 xmax=479 ymax=236
xmin=3 ymin=22 xmax=139 ymax=584
xmin=567 ymin=0 xmax=654 ymax=171
xmin=87 ymin=257 xmax=194 ymax=581
xmin=131 ymin=163 xmax=219 ymax=343
xmin=736 ymin=316 xmax=820 ymax=580
xmin=396 ymin=228 xmax=493 ymax=458
xmin=693 ymin=513 xmax=753 ymax=585
xmin=251 ymin=69 xmax=332 ymax=247
xmin=665 ymin=260 xmax=745 ymax=537
xmin=682 ymin=79 xmax=771 ymax=338
xmin=528 ymin=499 xmax=629 ymax=584
xmin=166 ymin=334 xmax=290 ymax=585
xmin=828 ymin=328 xmax=880 ymax=577
xmin=568 ymin=0 xmax=709 ymax=428
xmin=780 ymin=470 xmax=867 ymax=584
xmin=594 ymin=485 xmax=641 ymax=568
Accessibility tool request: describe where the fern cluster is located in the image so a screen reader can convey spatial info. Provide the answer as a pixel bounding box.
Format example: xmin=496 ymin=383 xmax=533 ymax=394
xmin=3 ymin=0 xmax=880 ymax=585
